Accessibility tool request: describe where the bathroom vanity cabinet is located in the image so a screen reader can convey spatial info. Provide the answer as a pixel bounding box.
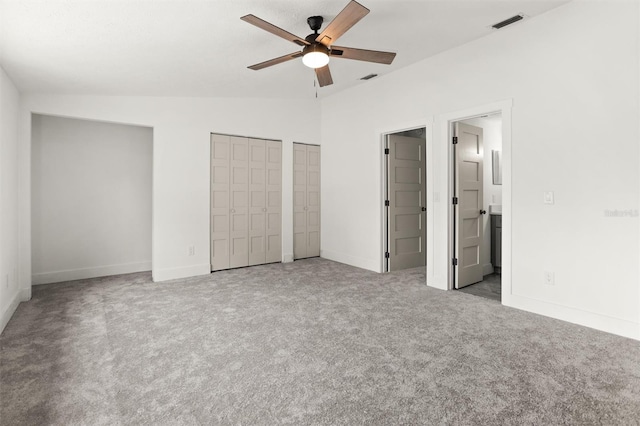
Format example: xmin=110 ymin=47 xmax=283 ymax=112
xmin=491 ymin=214 xmax=502 ymax=274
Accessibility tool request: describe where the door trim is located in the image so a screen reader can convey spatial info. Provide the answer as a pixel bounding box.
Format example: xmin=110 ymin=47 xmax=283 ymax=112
xmin=438 ymin=99 xmax=512 ymax=304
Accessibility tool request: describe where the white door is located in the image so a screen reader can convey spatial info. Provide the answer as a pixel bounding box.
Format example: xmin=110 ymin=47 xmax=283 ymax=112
xmin=265 ymin=140 xmax=282 ymax=263
xmin=229 ymin=136 xmax=249 ymax=268
xmin=293 ymin=144 xmax=307 ymax=259
xmin=210 ymin=134 xmax=231 ymax=271
xmin=306 ymin=145 xmax=321 ymax=257
xmin=387 ymin=135 xmax=426 ymax=271
xmin=293 ymin=143 xmax=321 ymax=259
xmin=454 ymin=122 xmax=484 ymax=288
xmin=248 ymin=139 xmax=282 ymax=265
xmin=248 ymin=139 xmax=266 ymax=266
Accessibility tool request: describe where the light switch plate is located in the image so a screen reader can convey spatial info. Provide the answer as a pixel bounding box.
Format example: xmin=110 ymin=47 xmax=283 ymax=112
xmin=544 ymin=191 xmax=554 ymax=204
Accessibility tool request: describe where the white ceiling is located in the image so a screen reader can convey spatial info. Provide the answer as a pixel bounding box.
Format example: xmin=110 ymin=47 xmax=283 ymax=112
xmin=0 ymin=0 xmax=569 ymax=99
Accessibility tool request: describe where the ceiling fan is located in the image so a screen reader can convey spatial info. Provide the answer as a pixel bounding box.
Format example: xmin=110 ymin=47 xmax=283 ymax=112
xmin=241 ymin=0 xmax=396 ymax=87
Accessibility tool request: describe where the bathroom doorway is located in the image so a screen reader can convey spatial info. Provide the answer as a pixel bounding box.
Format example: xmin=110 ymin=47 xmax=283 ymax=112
xmin=452 ymin=113 xmax=502 ymax=302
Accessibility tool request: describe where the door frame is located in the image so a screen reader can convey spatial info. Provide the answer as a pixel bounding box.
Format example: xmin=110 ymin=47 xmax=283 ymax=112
xmin=380 ymin=120 xmax=433 ymax=273
xmin=438 ymin=100 xmax=512 ymax=303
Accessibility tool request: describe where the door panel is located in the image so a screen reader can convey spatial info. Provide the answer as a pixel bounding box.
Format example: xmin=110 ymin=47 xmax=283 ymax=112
xmin=306 ymin=145 xmax=321 ymax=257
xmin=210 ymin=134 xmax=231 ymax=271
xmin=229 ymin=137 xmax=249 ymax=268
xmin=293 ymin=143 xmax=321 ymax=259
xmin=248 ymin=139 xmax=266 ymax=266
xmin=388 ymin=135 xmax=426 ymax=271
xmin=265 ymin=140 xmax=282 ymax=263
xmin=455 ymin=122 xmax=484 ymax=288
xmin=293 ymin=143 xmax=308 ymax=259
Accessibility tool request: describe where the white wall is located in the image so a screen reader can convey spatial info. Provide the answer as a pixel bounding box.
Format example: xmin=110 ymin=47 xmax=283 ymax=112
xmin=0 ymin=66 xmax=23 ymax=333
xmin=19 ymin=96 xmax=320 ymax=294
xmin=31 ymin=115 xmax=152 ymax=284
xmin=320 ymin=1 xmax=639 ymax=339
xmin=462 ymin=116 xmax=502 ymax=275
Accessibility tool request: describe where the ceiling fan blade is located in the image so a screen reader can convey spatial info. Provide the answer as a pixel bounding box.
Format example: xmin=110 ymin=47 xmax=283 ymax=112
xmin=315 ymin=65 xmax=333 ymax=87
xmin=330 ymin=46 xmax=396 ymax=64
xmin=248 ymin=52 xmax=303 ymax=71
xmin=315 ymin=1 xmax=369 ymax=46
xmin=241 ymin=14 xmax=309 ymax=46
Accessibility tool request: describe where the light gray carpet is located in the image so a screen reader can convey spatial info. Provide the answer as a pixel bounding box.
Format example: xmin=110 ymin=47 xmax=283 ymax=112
xmin=1 ymin=258 xmax=639 ymax=425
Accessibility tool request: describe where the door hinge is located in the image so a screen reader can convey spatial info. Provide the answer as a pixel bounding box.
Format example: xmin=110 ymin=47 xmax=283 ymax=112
xmin=385 ymin=252 xmax=390 ymax=259
xmin=452 ymin=136 xmax=458 ymax=145
xmin=385 ymin=200 xmax=390 ymax=207
xmin=452 ymin=258 xmax=458 ymax=266
xmin=452 ymin=197 xmax=458 ymax=205
xmin=384 ymin=148 xmax=390 ymax=155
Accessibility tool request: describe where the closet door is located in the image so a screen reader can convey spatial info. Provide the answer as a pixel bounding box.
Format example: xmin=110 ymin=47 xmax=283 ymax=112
xmin=229 ymin=136 xmax=249 ymax=268
xmin=293 ymin=144 xmax=308 ymax=259
xmin=249 ymin=139 xmax=266 ymax=266
xmin=212 ymin=135 xmax=282 ymax=271
xmin=293 ymin=143 xmax=321 ymax=260
xmin=211 ymin=134 xmax=231 ymax=271
xmin=306 ymin=145 xmax=321 ymax=257
xmin=265 ymin=141 xmax=282 ymax=263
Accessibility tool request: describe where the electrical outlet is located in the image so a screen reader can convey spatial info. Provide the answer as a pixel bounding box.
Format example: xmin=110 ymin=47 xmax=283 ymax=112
xmin=544 ymin=191 xmax=554 ymax=205
xmin=544 ymin=271 xmax=555 ymax=286
xmin=188 ymin=246 xmax=195 ymax=256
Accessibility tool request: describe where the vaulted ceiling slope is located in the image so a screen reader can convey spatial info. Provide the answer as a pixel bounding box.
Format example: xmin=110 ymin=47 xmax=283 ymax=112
xmin=0 ymin=0 xmax=568 ymax=99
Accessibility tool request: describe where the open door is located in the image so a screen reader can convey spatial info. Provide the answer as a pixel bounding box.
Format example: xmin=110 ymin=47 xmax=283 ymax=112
xmin=387 ymin=134 xmax=426 ymax=271
xmin=454 ymin=122 xmax=484 ymax=288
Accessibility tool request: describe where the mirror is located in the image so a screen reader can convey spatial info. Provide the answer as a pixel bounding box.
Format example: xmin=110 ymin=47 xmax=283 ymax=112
xmin=492 ymin=150 xmax=502 ymax=185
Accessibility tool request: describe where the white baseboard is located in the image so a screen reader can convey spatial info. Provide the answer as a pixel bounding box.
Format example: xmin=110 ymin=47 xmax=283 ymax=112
xmin=32 ymin=261 xmax=152 ymax=285
xmin=1 ymin=290 xmax=22 ymax=335
xmin=152 ymin=263 xmax=211 ymax=282
xmin=21 ymin=288 xmax=31 ymax=302
xmin=320 ymin=249 xmax=379 ymax=272
xmin=282 ymin=253 xmax=294 ymax=263
xmin=483 ymin=263 xmax=494 ymax=276
xmin=427 ymin=275 xmax=448 ymax=291
xmin=505 ymin=294 xmax=639 ymax=341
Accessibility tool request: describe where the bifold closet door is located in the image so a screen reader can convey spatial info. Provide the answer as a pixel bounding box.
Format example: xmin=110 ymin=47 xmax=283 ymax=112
xmin=293 ymin=143 xmax=320 ymax=260
xmin=248 ymin=139 xmax=282 ymax=266
xmin=229 ymin=137 xmax=249 ymax=268
xmin=211 ymin=134 xmax=232 ymax=271
xmin=264 ymin=141 xmax=282 ymax=262
xmin=211 ymin=134 xmax=281 ymax=271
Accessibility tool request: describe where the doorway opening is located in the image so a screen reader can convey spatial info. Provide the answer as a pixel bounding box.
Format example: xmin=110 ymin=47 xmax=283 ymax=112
xmin=451 ymin=113 xmax=503 ymax=302
xmin=383 ymin=127 xmax=427 ymax=272
xmin=31 ymin=114 xmax=153 ymax=285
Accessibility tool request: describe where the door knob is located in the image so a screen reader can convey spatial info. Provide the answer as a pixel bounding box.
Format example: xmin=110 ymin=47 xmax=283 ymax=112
xmin=480 ymin=209 xmax=487 ymax=215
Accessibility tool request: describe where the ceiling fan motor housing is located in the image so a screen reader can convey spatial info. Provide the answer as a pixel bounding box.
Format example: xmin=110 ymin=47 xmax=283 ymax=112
xmin=307 ymin=16 xmax=324 ymax=32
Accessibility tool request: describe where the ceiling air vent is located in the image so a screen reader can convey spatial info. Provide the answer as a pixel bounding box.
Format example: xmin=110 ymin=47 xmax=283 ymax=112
xmin=360 ymin=73 xmax=378 ymax=81
xmin=492 ymin=14 xmax=524 ymax=29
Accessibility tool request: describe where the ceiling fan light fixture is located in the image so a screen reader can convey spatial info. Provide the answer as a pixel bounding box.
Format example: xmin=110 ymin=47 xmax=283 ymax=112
xmin=302 ymin=44 xmax=330 ymax=69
